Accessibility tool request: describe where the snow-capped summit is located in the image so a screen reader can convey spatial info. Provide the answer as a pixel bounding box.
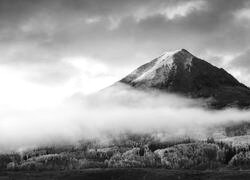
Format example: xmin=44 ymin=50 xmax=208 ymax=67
xmin=118 ymin=49 xmax=250 ymax=109
xmin=120 ymin=49 xmax=197 ymax=88
xmin=158 ymin=49 xmax=194 ymax=68
xmin=121 ymin=49 xmax=194 ymax=84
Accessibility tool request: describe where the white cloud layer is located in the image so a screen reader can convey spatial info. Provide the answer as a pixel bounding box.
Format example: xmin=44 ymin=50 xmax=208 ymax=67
xmin=134 ymin=0 xmax=207 ymax=22
xmin=1 ymin=84 xmax=250 ymax=153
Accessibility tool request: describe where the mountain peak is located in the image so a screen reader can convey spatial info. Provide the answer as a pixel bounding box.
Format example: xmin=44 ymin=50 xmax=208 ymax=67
xmin=120 ymin=49 xmax=195 ymax=85
xmin=159 ymin=48 xmax=194 ymax=68
xmin=161 ymin=48 xmax=191 ymax=55
xmin=118 ymin=49 xmax=250 ymax=109
xmin=160 ymin=48 xmax=193 ymax=59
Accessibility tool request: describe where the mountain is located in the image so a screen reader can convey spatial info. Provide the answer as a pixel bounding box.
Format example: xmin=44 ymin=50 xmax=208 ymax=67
xmin=118 ymin=49 xmax=250 ymax=109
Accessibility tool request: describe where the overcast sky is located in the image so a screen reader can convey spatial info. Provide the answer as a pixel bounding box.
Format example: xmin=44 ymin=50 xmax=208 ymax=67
xmin=1 ymin=0 xmax=250 ymax=109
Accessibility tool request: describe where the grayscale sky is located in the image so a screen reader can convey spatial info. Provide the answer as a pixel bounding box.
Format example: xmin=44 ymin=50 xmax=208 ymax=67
xmin=0 ymin=0 xmax=250 ymax=109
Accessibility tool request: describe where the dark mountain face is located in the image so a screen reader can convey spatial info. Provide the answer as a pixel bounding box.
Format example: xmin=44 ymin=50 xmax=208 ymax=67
xmin=119 ymin=49 xmax=250 ymax=109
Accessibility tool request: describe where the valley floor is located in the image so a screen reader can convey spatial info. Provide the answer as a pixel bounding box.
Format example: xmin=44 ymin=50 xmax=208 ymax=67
xmin=1 ymin=169 xmax=250 ymax=180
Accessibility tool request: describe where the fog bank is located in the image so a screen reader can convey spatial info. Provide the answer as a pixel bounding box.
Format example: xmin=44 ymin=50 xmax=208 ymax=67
xmin=1 ymin=84 xmax=250 ymax=152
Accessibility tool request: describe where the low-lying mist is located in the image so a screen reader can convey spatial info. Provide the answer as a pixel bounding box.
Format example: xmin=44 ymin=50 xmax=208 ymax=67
xmin=1 ymin=83 xmax=250 ymax=153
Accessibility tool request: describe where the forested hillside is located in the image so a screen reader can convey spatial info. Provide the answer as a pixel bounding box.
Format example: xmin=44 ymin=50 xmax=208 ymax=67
xmin=1 ymin=133 xmax=250 ymax=171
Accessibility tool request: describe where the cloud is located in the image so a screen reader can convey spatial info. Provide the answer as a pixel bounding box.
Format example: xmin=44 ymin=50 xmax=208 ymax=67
xmin=226 ymin=49 xmax=250 ymax=86
xmin=1 ymin=0 xmax=250 ymax=155
xmin=1 ymin=84 xmax=250 ymax=152
xmin=229 ymin=49 xmax=250 ymax=72
xmin=0 ymin=0 xmax=250 ymax=103
xmin=0 ymin=0 xmax=250 ymax=74
xmin=133 ymin=0 xmax=207 ymax=22
xmin=234 ymin=6 xmax=250 ymax=21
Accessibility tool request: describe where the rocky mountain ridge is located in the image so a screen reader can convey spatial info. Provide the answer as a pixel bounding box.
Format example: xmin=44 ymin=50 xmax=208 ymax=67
xmin=119 ymin=49 xmax=250 ymax=109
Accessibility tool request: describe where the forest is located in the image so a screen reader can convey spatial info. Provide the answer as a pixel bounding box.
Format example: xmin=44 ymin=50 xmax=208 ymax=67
xmin=1 ymin=133 xmax=250 ymax=171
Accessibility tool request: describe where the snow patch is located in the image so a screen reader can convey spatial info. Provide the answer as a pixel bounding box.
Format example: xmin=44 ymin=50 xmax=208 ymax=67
xmin=134 ymin=53 xmax=174 ymax=82
xmin=133 ymin=49 xmax=193 ymax=82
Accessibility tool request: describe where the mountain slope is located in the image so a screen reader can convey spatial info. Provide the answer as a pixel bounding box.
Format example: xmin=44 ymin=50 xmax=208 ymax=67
xmin=119 ymin=49 xmax=250 ymax=109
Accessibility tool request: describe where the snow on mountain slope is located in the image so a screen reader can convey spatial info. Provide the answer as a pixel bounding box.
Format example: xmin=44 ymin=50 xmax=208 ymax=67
xmin=120 ymin=49 xmax=193 ymax=88
xmin=118 ymin=49 xmax=250 ymax=109
xmin=132 ymin=49 xmax=193 ymax=82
